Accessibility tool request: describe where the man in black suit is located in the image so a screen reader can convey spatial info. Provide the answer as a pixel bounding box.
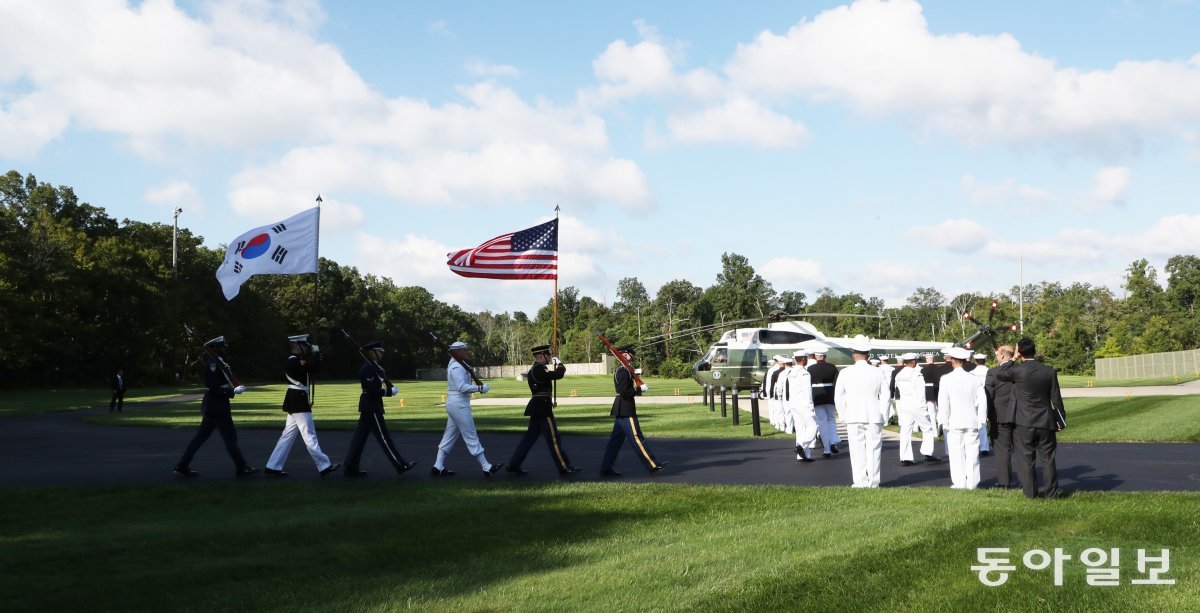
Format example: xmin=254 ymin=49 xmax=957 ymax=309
xmin=507 ymin=344 xmax=580 ymax=476
xmin=600 ymin=345 xmax=668 ymax=476
xmin=998 ymin=337 xmax=1067 ymax=499
xmin=110 ymin=368 xmax=127 ymax=412
xmin=984 ymin=345 xmax=1018 ymax=488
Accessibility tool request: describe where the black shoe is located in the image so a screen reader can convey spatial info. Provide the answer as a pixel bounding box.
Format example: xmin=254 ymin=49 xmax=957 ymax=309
xmin=506 ymin=465 xmax=530 ymax=476
xmin=830 ymin=444 xmax=840 ymax=454
xmin=173 ymin=465 xmax=198 ymax=477
xmin=823 ymin=452 xmax=832 ymax=459
xmin=798 ymin=454 xmax=815 ymax=463
xmin=900 ymin=460 xmax=915 ymax=466
xmin=397 ymin=461 xmax=417 ymax=474
xmin=924 ymin=455 xmax=942 ymax=464
xmin=431 ymin=467 xmax=455 ymax=477
xmin=345 ymin=469 xmax=368 ymax=478
xmin=236 ymin=466 xmax=259 ymax=477
xmin=559 ymin=466 xmax=582 ymax=476
xmin=264 ymin=467 xmax=289 ymax=477
xmin=980 ymin=450 xmax=991 ymax=457
xmin=600 ymin=469 xmax=622 ymax=477
xmin=484 ymin=462 xmax=506 ymax=477
xmin=319 ymin=463 xmax=341 ymax=477
xmin=650 ymin=461 xmax=670 ymax=475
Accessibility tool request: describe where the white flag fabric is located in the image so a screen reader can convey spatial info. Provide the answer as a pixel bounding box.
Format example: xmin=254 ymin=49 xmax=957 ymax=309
xmin=216 ymin=207 xmax=320 ymax=300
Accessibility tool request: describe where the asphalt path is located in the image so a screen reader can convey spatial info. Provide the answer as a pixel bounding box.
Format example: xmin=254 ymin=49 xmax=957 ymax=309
xmin=2 ymin=400 xmax=1198 ymax=493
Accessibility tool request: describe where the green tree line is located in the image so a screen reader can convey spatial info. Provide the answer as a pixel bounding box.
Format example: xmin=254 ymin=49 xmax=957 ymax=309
xmin=3 ymin=171 xmax=1197 ymax=386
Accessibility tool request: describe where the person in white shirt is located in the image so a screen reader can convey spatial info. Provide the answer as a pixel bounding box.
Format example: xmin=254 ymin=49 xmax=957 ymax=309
xmin=970 ymin=353 xmax=992 ymax=457
xmin=834 ymin=336 xmax=891 ymax=488
xmin=773 ymin=358 xmax=794 ymax=435
xmin=763 ymin=356 xmax=784 ymax=432
xmin=432 ymin=341 xmax=504 ymax=478
xmin=785 ymin=349 xmax=818 ymax=462
xmin=894 ymin=352 xmax=937 ymax=465
xmin=937 ymin=347 xmax=988 ymax=489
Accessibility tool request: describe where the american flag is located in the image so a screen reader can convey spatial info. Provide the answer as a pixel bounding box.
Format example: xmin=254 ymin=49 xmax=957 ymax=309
xmin=446 ymin=219 xmax=558 ymax=280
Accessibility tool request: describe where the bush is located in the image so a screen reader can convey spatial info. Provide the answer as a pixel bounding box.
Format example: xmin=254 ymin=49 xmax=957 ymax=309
xmin=656 ymin=356 xmax=693 ymax=379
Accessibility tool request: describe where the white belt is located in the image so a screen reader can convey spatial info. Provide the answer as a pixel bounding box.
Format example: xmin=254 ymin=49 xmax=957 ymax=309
xmin=287 ymin=385 xmax=308 ymax=391
xmin=812 ymin=383 xmax=833 ymax=388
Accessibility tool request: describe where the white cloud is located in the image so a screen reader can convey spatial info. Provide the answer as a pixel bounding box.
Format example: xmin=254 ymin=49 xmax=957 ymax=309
xmin=842 ymin=260 xmax=929 ymax=304
xmin=1089 ymin=165 xmax=1131 ymax=204
xmin=905 ymin=219 xmax=990 ymax=253
xmin=143 ymin=180 xmax=203 ymax=214
xmin=961 ymin=174 xmax=1055 ymax=207
xmin=724 ymin=0 xmax=1200 ymax=155
xmin=760 ymin=257 xmax=828 ymax=289
xmin=584 ymin=20 xmax=723 ymax=106
xmin=465 ymin=61 xmax=520 ymax=78
xmin=659 ymin=96 xmax=811 ymax=149
xmin=984 ymin=228 xmax=1112 ymax=263
xmin=1129 ymin=214 xmax=1200 ymax=257
xmin=427 ymin=19 xmax=454 ymax=39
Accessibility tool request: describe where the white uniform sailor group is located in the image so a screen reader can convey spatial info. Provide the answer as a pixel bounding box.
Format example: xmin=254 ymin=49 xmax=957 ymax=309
xmin=764 ymin=347 xmax=843 ymax=457
xmin=774 ymin=335 xmax=993 ymax=490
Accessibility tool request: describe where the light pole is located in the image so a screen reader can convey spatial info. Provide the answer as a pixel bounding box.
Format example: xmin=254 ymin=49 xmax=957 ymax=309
xmin=172 ymin=207 xmax=183 ymax=277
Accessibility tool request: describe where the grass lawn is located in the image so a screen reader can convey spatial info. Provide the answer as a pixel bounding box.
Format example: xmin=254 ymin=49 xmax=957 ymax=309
xmin=0 ymin=482 xmax=1194 ymax=612
xmin=0 ymin=387 xmax=202 ymax=418
xmin=1057 ymin=396 xmax=1200 ymax=443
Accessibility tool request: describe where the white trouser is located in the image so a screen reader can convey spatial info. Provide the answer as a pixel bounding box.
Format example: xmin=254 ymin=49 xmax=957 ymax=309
xmin=846 ymin=422 xmax=883 ymax=488
xmin=898 ymin=409 xmax=935 ymax=461
xmin=766 ymin=397 xmax=778 ymax=428
xmin=436 ymin=402 xmax=489 ymax=468
xmin=781 ymin=403 xmax=796 ymax=434
xmin=267 ymin=412 xmax=331 ymax=471
xmin=946 ymin=427 xmax=981 ymax=489
xmin=814 ymin=404 xmax=840 ymax=451
xmin=978 ymin=424 xmax=991 ymax=452
xmin=792 ymin=407 xmax=818 ymax=450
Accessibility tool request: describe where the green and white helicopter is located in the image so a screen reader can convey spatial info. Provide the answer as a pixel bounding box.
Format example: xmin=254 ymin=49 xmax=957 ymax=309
xmin=673 ymin=302 xmax=1015 ymax=390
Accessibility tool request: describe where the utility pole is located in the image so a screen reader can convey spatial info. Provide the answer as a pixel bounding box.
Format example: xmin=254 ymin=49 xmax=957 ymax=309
xmin=172 ymin=207 xmax=183 ymax=277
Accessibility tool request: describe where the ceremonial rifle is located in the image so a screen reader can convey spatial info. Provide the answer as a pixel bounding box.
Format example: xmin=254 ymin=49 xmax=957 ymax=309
xmin=183 ymin=324 xmax=242 ymax=388
xmin=428 ymin=332 xmax=484 ymax=386
xmin=340 ymin=328 xmax=394 ymax=390
xmin=597 ymin=333 xmax=645 ymax=387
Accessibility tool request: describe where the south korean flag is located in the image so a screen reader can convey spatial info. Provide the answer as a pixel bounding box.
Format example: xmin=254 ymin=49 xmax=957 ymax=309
xmin=216 ymin=206 xmax=319 ymax=300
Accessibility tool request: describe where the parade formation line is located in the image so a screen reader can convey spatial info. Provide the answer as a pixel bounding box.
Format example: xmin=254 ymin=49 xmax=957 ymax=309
xmin=1 ymin=404 xmax=1197 ymax=492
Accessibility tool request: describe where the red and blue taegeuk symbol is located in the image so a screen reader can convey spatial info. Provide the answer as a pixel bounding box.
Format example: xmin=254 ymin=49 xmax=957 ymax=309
xmin=242 ymin=233 xmax=271 ymax=259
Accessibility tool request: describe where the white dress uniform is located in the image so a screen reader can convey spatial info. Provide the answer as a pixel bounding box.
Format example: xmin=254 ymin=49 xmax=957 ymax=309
xmin=763 ymin=362 xmax=782 ymax=431
xmin=773 ymin=365 xmax=795 ymax=434
xmin=834 ymin=357 xmax=892 ymax=488
xmin=894 ymin=364 xmax=935 ymax=462
xmin=971 ymin=361 xmax=991 ymax=453
xmin=785 ymin=363 xmax=818 ymax=458
xmin=937 ymin=365 xmax=988 ymax=489
xmin=435 ymin=358 xmax=496 ymax=471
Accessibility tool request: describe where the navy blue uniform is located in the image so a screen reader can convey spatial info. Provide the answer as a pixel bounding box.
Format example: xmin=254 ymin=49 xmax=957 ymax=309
xmin=600 ymin=366 xmax=663 ymax=473
xmin=343 ymin=362 xmax=411 ymax=474
xmin=508 ymin=361 xmax=572 ymax=472
xmin=177 ymin=356 xmax=250 ymax=471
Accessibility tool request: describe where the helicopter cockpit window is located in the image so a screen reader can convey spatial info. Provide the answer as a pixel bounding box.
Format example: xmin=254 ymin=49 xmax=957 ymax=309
xmin=711 ymin=348 xmax=728 ymax=364
xmin=756 ymin=330 xmax=816 ymax=345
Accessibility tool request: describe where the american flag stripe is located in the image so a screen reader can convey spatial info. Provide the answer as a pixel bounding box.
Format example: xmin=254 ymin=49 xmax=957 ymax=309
xmin=446 ymin=219 xmax=558 ymax=280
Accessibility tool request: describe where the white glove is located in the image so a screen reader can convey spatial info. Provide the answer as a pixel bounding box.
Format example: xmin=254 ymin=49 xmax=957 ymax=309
xmin=479 ymin=383 xmax=491 ymax=394
xmin=639 ymin=384 xmax=649 ymax=393
xmin=233 ymin=385 xmax=246 ymax=394
xmin=551 ymin=357 xmax=562 ymax=366
xmin=389 ymin=386 xmax=399 ymax=396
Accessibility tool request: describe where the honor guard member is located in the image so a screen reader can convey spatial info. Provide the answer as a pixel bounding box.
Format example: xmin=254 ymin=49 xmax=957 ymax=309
xmin=985 ymin=345 xmax=1018 ymax=489
xmin=343 ymin=341 xmax=417 ymax=478
xmin=937 ymin=347 xmax=987 ymax=489
xmin=773 ymin=357 xmax=794 ymax=434
xmin=762 ymin=356 xmax=783 ymax=431
xmin=600 ymin=345 xmax=668 ymax=476
xmin=807 ymin=344 xmax=841 ymax=457
xmin=173 ymin=336 xmax=257 ymax=478
xmin=264 ymin=334 xmax=340 ymax=477
xmin=433 ymin=341 xmax=504 ymax=477
xmin=786 ymin=350 xmax=818 ymax=462
xmin=997 ymin=337 xmax=1066 ymax=499
xmin=922 ymin=353 xmax=951 ymax=453
xmin=894 ymin=353 xmax=938 ymax=465
xmin=970 ymin=353 xmax=992 ymax=457
xmin=834 ymin=336 xmax=890 ymax=488
xmin=507 ymin=345 xmax=580 ymax=476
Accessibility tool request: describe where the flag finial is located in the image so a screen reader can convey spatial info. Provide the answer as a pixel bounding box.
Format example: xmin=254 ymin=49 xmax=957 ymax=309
xmin=315 ymin=194 xmax=323 ymax=205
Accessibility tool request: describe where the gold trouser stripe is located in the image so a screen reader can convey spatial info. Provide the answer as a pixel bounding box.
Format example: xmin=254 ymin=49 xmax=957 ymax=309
xmin=546 ymin=417 xmax=567 ymax=469
xmin=628 ymin=417 xmax=657 ymax=468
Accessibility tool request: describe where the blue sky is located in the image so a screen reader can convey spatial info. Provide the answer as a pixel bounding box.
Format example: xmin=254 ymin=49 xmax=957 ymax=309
xmin=3 ymin=0 xmax=1199 ymax=315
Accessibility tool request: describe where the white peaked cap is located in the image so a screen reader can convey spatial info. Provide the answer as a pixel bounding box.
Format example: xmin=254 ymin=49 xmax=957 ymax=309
xmin=973 ymin=353 xmax=987 ymax=360
xmin=945 ymin=346 xmax=971 ymax=360
xmin=805 ymin=342 xmax=829 ymax=354
xmin=448 ymin=341 xmax=468 ymax=350
xmin=793 ymin=349 xmax=809 ymax=358
xmin=781 ymin=357 xmax=795 ymax=364
xmin=849 ymin=335 xmax=872 ymax=353
xmin=772 ymin=355 xmax=785 ymax=362
xmin=900 ymin=352 xmax=919 ymax=361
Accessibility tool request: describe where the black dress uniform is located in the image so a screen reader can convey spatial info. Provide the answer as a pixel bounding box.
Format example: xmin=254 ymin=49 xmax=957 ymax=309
xmin=343 ymin=343 xmax=416 ymax=477
xmin=507 ymin=346 xmax=577 ymax=475
xmin=600 ymin=350 xmax=667 ymax=475
xmin=174 ymin=341 xmax=256 ymax=477
xmin=985 ymin=359 xmax=1017 ymax=488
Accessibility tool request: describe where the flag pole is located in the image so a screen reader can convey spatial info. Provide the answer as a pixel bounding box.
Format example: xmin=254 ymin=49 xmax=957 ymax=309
xmin=311 ymin=194 xmax=322 ymax=409
xmin=553 ymin=204 xmax=560 ymax=406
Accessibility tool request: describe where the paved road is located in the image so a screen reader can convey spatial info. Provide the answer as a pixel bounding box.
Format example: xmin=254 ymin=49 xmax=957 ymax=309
xmin=2 ymin=402 xmax=1197 ymax=492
